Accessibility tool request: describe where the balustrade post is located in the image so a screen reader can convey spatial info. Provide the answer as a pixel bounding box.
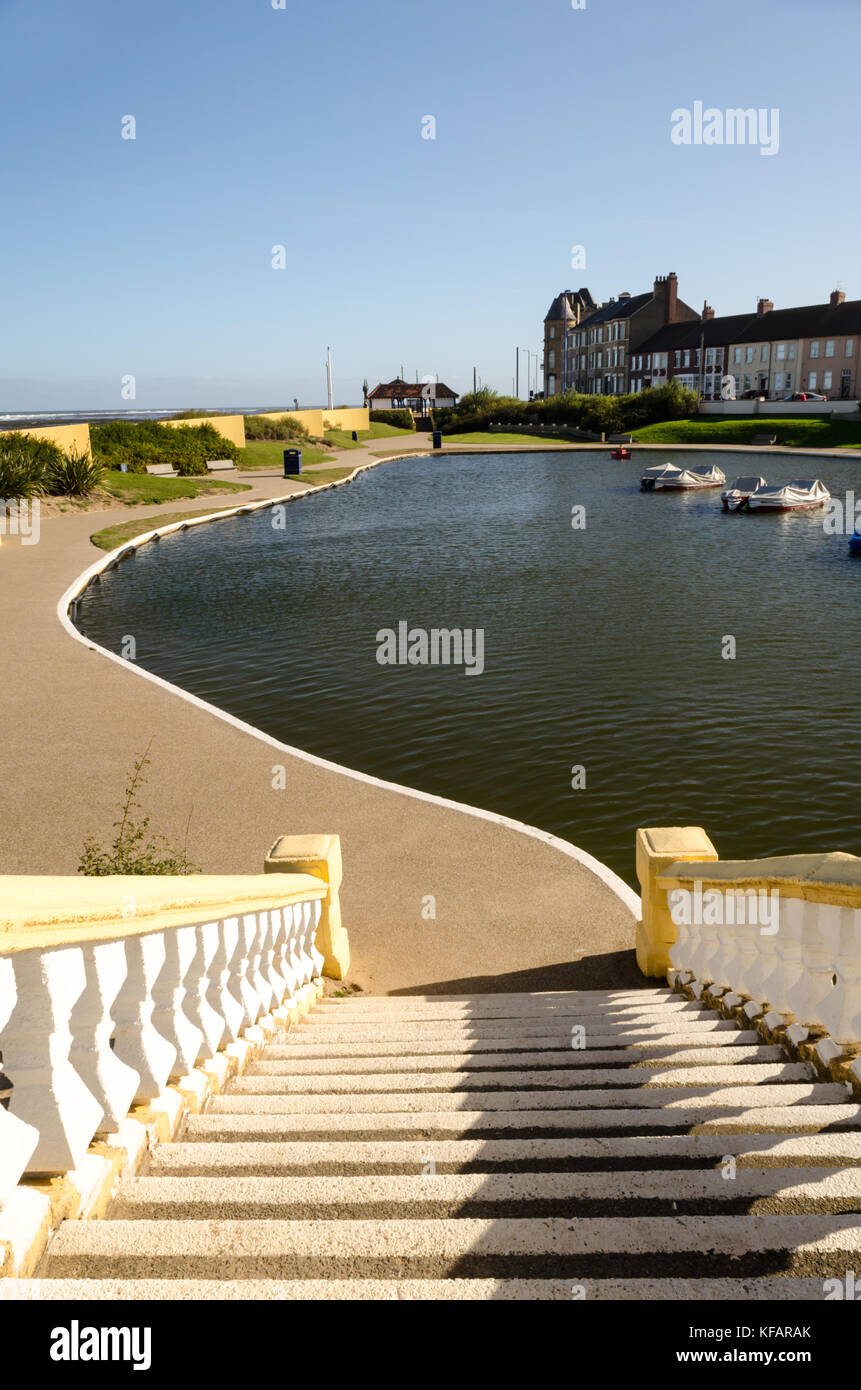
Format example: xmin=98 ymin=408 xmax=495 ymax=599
xmin=2 ymin=947 xmax=103 ymax=1174
xmin=0 ymin=957 xmax=40 ymax=1203
xmin=112 ymin=932 xmax=177 ymax=1102
xmin=210 ymin=917 xmax=246 ymax=1042
xmin=183 ymin=921 xmax=227 ymax=1063
xmin=264 ymin=834 xmax=350 ymax=978
xmin=150 ymin=925 xmax=205 ymax=1079
xmin=69 ymin=940 xmax=140 ymax=1133
xmin=636 ymin=827 xmax=718 ymax=978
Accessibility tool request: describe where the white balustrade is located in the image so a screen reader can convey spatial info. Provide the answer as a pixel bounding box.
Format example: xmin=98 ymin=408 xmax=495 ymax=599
xmin=0 ymin=957 xmax=40 ymax=1205
xmin=773 ymin=897 xmax=806 ymax=1015
xmin=0 ymin=856 xmax=335 ymax=1182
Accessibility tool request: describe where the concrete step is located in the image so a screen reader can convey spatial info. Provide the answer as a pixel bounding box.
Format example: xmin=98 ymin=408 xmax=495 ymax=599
xmin=184 ymin=1103 xmax=861 ymax=1142
xmin=284 ymin=1021 xmax=747 ymax=1043
xmin=108 ymin=1169 xmax=861 ymax=1220
xmin=208 ymin=1082 xmax=846 ymax=1114
xmin=147 ymin=1132 xmax=861 ymax=1177
xmin=299 ymin=1003 xmax=710 ymax=1028
xmin=237 ymin=1062 xmax=809 ymax=1092
xmin=263 ymin=1042 xmax=778 ymax=1069
xmin=271 ymin=1028 xmax=759 ymax=1056
xmin=319 ymin=990 xmax=674 ymax=1004
xmin=0 ymin=1277 xmax=835 ymax=1301
xmin=39 ymin=1214 xmax=861 ymax=1279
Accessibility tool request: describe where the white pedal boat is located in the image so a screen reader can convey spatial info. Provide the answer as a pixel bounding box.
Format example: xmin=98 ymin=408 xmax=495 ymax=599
xmin=641 ymin=461 xmax=726 ymax=491
xmin=721 ymin=475 xmax=767 ymax=512
xmin=746 ymin=478 xmax=831 ymax=512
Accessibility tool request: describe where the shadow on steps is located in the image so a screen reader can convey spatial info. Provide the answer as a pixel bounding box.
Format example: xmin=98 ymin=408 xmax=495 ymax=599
xmin=389 ymin=950 xmax=651 ymax=996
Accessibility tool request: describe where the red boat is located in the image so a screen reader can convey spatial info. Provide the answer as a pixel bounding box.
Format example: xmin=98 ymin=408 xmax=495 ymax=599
xmin=610 ymin=447 xmax=631 ymax=460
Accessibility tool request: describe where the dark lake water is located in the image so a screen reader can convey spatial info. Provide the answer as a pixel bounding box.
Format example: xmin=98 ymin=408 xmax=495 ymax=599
xmin=75 ymin=450 xmax=861 ymax=887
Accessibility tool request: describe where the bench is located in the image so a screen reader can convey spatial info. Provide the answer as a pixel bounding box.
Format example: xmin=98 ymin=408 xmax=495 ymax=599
xmin=751 ymin=433 xmax=777 ymax=446
xmin=145 ymin=464 xmax=179 ymax=477
xmin=205 ymin=459 xmax=238 ymax=473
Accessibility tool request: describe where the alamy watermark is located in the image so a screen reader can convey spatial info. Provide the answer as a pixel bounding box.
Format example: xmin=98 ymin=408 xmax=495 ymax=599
xmin=668 ymin=880 xmax=780 ymax=936
xmin=824 ymin=491 xmax=861 ymax=534
xmin=1 ymin=498 xmax=40 ymax=545
xmin=671 ymin=102 xmax=779 ymax=157
xmin=376 ymin=622 xmax=485 ymax=676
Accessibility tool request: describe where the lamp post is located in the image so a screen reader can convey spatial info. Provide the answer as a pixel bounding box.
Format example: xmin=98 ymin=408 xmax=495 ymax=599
xmin=516 ymin=348 xmax=534 ymax=401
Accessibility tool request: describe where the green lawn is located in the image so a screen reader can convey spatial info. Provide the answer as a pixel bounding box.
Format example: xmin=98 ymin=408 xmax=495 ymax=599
xmin=100 ymin=471 xmax=250 ymax=505
xmin=631 ymin=416 xmax=861 ymax=449
xmin=91 ymin=505 xmax=250 ymax=551
xmin=239 ymin=439 xmax=335 ymax=469
xmin=439 ymin=430 xmax=573 ymax=446
xmin=323 ymin=424 xmax=414 ymax=449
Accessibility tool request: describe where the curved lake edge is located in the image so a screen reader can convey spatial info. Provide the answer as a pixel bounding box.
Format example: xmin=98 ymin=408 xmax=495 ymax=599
xmin=61 ymin=450 xmax=642 ymax=922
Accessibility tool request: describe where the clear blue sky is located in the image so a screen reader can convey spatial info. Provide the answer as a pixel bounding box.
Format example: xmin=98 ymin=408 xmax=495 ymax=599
xmin=1 ymin=0 xmax=857 ymax=411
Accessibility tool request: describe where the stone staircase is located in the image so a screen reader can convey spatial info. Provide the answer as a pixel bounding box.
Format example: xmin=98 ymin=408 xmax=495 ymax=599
xmin=20 ymin=987 xmax=861 ymax=1299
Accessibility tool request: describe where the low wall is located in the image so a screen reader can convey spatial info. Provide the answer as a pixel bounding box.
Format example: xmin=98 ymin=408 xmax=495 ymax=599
xmin=163 ymin=414 xmax=246 ymax=449
xmin=257 ymin=407 xmax=370 ymax=437
xmin=16 ymin=424 xmax=93 ymax=456
xmin=699 ymin=401 xmax=860 ymax=417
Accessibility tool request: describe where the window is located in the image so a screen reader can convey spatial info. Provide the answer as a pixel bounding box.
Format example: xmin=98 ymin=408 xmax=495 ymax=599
xmin=847 ymin=340 xmax=855 ymax=356
xmin=673 ymin=350 xmax=681 ymax=367
xmin=785 ymin=372 xmax=792 ymax=390
xmin=788 ymin=343 xmax=796 ymax=359
xmin=733 ymin=348 xmax=742 ymax=364
xmin=743 ymin=374 xmax=752 ymax=391
xmin=776 ymin=343 xmax=786 ymax=360
xmin=774 ymin=372 xmax=784 ymax=391
xmin=549 ymin=326 xmax=556 ymax=339
xmin=548 ymin=350 xmax=556 ymax=368
xmin=548 ymin=375 xmax=556 ymax=396
xmin=824 ymin=371 xmax=833 ymax=389
xmin=745 ymin=347 xmax=754 ymax=363
xmin=808 ymin=371 xmax=817 ymax=389
xmin=761 ymin=345 xmax=768 ymax=362
xmin=826 ymin=340 xmax=835 ymax=358
xmin=810 ymin=341 xmax=820 ymax=358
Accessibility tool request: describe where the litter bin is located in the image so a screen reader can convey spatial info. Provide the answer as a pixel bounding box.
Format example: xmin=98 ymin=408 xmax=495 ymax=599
xmin=432 ymin=430 xmax=442 ymax=449
xmin=351 ymin=430 xmax=359 ymax=442
xmin=283 ymin=448 xmax=302 ymax=476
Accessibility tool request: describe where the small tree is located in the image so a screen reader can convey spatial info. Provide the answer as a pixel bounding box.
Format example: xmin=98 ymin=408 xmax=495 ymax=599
xmin=79 ymin=742 xmax=197 ymax=875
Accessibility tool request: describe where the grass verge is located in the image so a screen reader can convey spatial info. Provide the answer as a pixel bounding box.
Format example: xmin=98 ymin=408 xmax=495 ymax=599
xmin=631 ymin=415 xmax=861 ymax=449
xmin=286 ymin=467 xmax=358 ymax=487
xmin=101 ymin=472 xmax=250 ymax=504
xmin=91 ymin=505 xmax=251 ymax=551
xmin=239 ymin=440 xmax=336 ymax=469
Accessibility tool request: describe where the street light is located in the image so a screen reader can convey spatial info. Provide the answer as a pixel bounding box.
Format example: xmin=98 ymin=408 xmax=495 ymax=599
xmin=516 ymin=347 xmax=534 ymax=401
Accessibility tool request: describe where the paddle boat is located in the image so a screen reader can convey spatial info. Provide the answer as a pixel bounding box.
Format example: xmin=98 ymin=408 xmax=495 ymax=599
xmin=746 ymin=478 xmax=831 ymax=512
xmin=849 ymin=528 xmax=861 ymax=555
xmin=641 ymin=461 xmax=726 ymax=491
xmin=720 ymin=475 xmax=767 ymax=512
xmin=610 ymin=447 xmax=631 ymax=460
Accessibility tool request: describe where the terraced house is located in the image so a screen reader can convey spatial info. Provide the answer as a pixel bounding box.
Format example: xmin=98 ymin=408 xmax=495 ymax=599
xmin=544 ymin=273 xmax=698 ymax=397
xmin=628 ymin=304 xmax=759 ymax=400
xmin=727 ymin=290 xmax=860 ymax=401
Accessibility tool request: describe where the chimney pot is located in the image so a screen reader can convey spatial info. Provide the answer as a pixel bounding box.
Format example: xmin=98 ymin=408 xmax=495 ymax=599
xmin=757 ymin=297 xmax=774 ymax=316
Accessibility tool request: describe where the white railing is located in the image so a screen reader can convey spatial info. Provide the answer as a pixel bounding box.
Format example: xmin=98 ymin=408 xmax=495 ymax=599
xmin=0 ymin=868 xmax=333 ymax=1204
xmin=654 ymin=849 xmax=861 ymax=1048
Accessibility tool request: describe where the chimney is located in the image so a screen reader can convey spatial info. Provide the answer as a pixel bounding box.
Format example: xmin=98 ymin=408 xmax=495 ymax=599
xmin=830 ymin=289 xmax=846 ymax=308
xmin=702 ymin=301 xmax=715 ymax=322
xmin=654 ymin=271 xmax=679 ymax=324
xmin=757 ymin=297 xmax=774 ymax=316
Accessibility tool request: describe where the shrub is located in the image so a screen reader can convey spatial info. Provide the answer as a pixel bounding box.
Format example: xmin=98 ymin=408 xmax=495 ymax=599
xmin=48 ymin=446 xmax=105 ymax=496
xmin=79 ymin=743 xmax=198 ymax=876
xmin=0 ymin=431 xmax=61 ymax=500
xmin=91 ymin=420 xmax=242 ymax=475
xmin=369 ymin=409 xmax=415 ymax=430
xmin=243 ymin=413 xmax=311 ymax=441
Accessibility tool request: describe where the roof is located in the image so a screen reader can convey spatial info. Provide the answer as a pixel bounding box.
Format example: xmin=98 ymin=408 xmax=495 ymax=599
xmin=578 ymin=292 xmax=652 ymax=326
xmin=732 ymin=299 xmax=861 ymax=344
xmin=633 ymin=313 xmax=759 ymax=359
xmin=367 ymin=378 xmax=459 ymax=401
xmin=544 ymin=288 xmax=596 ymax=322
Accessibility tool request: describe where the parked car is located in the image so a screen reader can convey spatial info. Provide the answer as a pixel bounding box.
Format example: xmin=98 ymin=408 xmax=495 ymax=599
xmin=784 ymin=391 xmax=827 ymax=402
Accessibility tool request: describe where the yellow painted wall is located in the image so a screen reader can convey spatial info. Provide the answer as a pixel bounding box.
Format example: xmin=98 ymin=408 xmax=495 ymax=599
xmin=257 ymin=407 xmax=370 ymax=437
xmin=13 ymin=423 xmax=93 ymax=456
xmin=163 ymin=414 xmax=246 ymax=449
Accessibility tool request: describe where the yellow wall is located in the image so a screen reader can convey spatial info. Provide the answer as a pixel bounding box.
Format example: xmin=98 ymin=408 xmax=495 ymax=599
xmin=258 ymin=407 xmax=370 ymax=437
xmin=163 ymin=414 xmax=246 ymax=449
xmin=17 ymin=424 xmax=93 ymax=456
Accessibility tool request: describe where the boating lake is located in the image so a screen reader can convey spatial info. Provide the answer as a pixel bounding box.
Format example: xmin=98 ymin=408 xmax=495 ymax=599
xmin=76 ymin=449 xmax=861 ymax=886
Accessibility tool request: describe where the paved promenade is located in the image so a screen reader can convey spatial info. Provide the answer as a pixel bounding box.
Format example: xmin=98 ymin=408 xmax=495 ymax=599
xmin=0 ymin=434 xmax=640 ymax=995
